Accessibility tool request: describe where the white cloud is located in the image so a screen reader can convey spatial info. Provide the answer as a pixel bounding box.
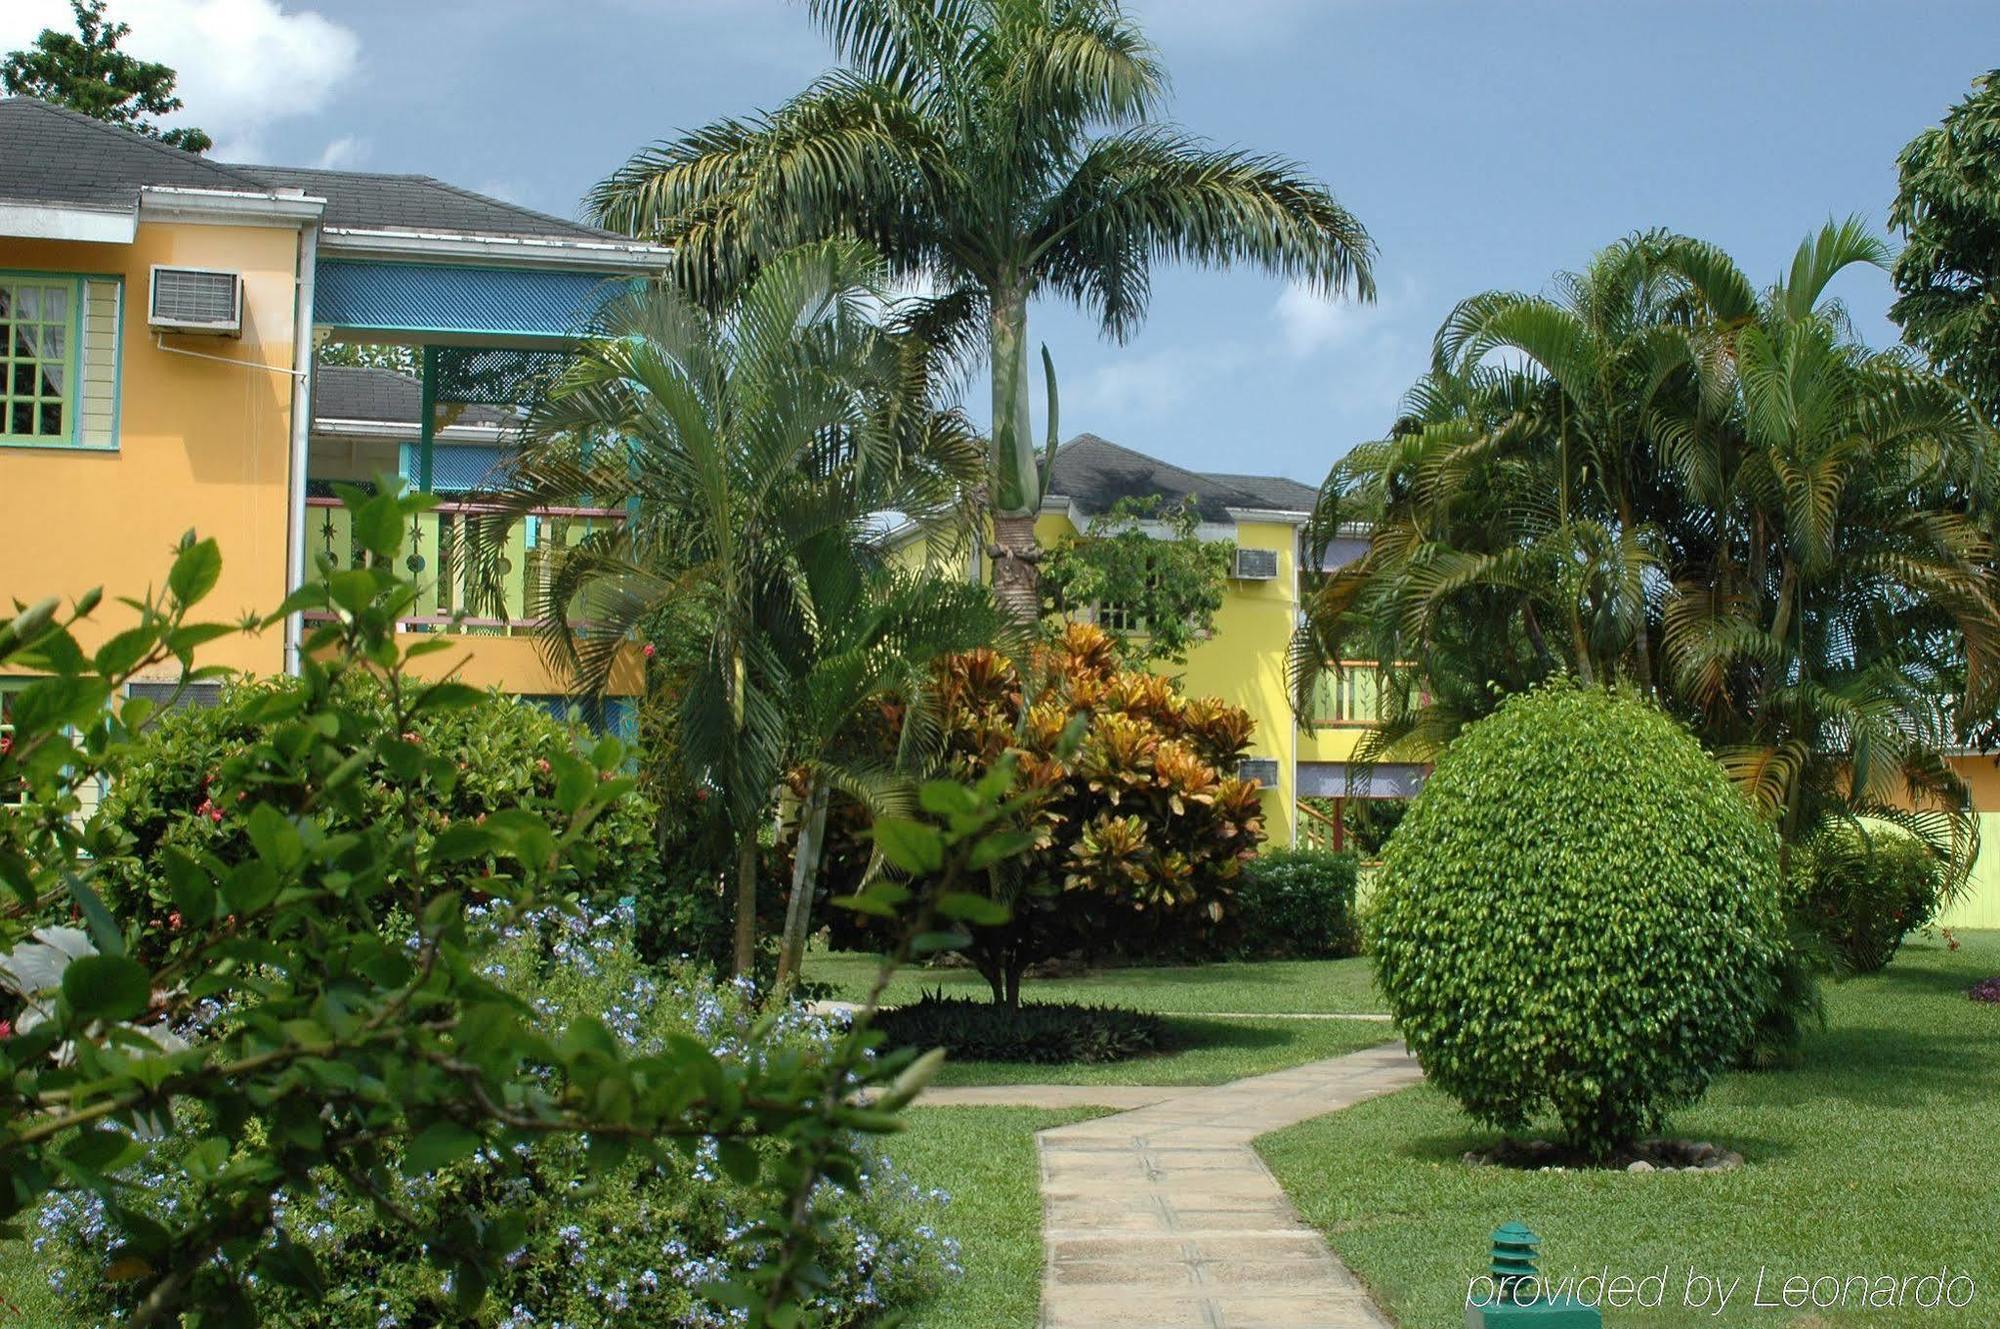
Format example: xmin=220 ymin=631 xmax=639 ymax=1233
xmin=313 ymin=134 xmax=364 ymax=170
xmin=1068 ymin=342 xmax=1254 ymax=424
xmin=1 ymin=0 xmax=359 ymax=162
xmin=1274 ymin=282 xmax=1382 ymax=358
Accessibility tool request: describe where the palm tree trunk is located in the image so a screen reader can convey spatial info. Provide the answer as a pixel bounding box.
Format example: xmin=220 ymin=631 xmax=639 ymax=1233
xmin=774 ymin=780 xmax=830 ymax=989
xmin=988 ymin=285 xmax=1042 ymax=618
xmin=731 ymin=833 xmax=758 ymax=978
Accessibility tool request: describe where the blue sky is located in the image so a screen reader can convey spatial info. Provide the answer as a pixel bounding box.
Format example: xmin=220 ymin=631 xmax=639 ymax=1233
xmin=8 ymin=0 xmax=1997 ymax=484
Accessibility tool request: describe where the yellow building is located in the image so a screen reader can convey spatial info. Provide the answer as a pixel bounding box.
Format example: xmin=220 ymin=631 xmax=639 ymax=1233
xmin=0 ymin=97 xmax=657 ymax=719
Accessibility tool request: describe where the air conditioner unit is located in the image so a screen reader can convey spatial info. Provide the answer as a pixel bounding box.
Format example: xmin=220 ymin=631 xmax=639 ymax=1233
xmin=1232 ymin=547 xmax=1279 ymax=580
xmin=149 ymin=266 xmax=242 ymax=336
xmin=1237 ymin=757 xmax=1280 ymax=787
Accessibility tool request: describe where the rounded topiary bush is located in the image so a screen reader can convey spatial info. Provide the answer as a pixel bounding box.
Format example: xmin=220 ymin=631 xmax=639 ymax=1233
xmin=1372 ymin=685 xmax=1785 ymax=1157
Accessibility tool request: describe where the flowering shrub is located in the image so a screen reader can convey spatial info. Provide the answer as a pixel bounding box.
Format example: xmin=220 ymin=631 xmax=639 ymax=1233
xmin=1969 ymin=975 xmax=2000 ymax=1004
xmin=1792 ymin=825 xmax=1942 ymax=974
xmin=36 ymin=906 xmax=960 ymax=1328
xmin=91 ymin=674 xmax=662 ymax=968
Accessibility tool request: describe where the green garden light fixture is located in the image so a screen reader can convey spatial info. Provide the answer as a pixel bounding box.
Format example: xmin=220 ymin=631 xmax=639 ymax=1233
xmin=1466 ymin=1222 xmax=1602 ymax=1328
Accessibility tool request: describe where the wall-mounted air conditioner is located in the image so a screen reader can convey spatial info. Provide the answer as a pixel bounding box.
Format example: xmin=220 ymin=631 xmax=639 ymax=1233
xmin=1237 ymin=757 xmax=1280 ymax=787
xmin=1232 ymin=547 xmax=1279 ymax=580
xmin=149 ymin=266 xmax=242 ymax=336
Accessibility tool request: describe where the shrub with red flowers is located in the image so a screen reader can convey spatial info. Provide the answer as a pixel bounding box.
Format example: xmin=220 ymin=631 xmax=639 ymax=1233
xmin=92 ymin=672 xmax=661 ymax=968
xmin=822 ymin=623 xmax=1265 ymax=1004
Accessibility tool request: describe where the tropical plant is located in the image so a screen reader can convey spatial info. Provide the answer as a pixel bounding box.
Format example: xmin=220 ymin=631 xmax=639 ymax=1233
xmin=1038 ymin=495 xmax=1231 ymax=664
xmin=2 ymin=0 xmax=210 ymax=152
xmin=486 ymin=239 xmax=988 ymax=976
xmin=1371 ymin=685 xmax=1786 ymax=1157
xmin=89 ymin=672 xmax=661 ymax=969
xmin=34 ymin=909 xmax=958 ymax=1328
xmin=1794 ymin=824 xmax=1943 ymax=975
xmin=1892 ymin=69 xmax=2000 ymax=429
xmin=1232 ymin=847 xmax=1361 ymax=960
xmin=0 ymin=496 xmax=1037 ymax=1327
xmin=588 ymin=0 xmax=1374 ymax=611
xmin=871 ymin=991 xmax=1173 ymax=1064
xmin=1298 ymin=222 xmax=2000 ymax=888
xmin=823 ymin=623 xmax=1265 ymax=1003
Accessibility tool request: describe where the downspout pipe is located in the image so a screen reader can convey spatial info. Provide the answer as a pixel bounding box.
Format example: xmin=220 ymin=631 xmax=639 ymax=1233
xmin=284 ymin=220 xmax=320 ymax=676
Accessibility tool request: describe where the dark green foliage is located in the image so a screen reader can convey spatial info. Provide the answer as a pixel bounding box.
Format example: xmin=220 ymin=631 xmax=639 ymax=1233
xmin=1795 ymin=826 xmax=1942 ymax=975
xmin=1892 ymin=69 xmax=2000 ymax=426
xmin=2 ymin=1 xmax=211 ymax=152
xmin=1341 ymin=799 xmax=1406 ymax=856
xmin=874 ymin=991 xmax=1175 ymax=1065
xmin=91 ymin=673 xmax=662 ymax=968
xmin=1233 ymin=848 xmax=1361 ymax=960
xmin=1039 ymin=496 xmax=1231 ymax=665
xmin=1371 ymin=686 xmax=1786 ymax=1156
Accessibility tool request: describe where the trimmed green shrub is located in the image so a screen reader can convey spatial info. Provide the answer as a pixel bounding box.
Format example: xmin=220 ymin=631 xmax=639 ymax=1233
xmin=1371 ymin=685 xmax=1785 ymax=1156
xmin=1795 ymin=825 xmax=1942 ymax=974
xmin=873 ymin=991 xmax=1176 ymax=1064
xmin=1234 ymin=848 xmax=1361 ymax=959
xmin=93 ymin=675 xmax=662 ymax=966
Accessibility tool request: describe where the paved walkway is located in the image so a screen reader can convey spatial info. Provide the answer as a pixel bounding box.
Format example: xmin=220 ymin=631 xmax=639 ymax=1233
xmin=1029 ymin=1042 xmax=1423 ymax=1329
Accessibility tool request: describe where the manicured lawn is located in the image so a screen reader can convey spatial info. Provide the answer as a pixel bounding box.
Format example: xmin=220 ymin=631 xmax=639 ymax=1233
xmin=884 ymin=1107 xmax=1103 ymax=1329
xmin=930 ymin=1014 xmax=1391 ymax=1087
xmin=0 ymin=1240 xmax=59 ymax=1329
xmin=1259 ymin=930 xmax=2000 ymax=1329
xmin=808 ymin=949 xmax=1386 ymax=1014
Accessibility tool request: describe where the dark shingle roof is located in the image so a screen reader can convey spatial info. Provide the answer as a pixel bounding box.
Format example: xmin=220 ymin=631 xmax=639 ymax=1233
xmin=313 ymin=366 xmax=515 ymax=430
xmin=235 ymin=165 xmax=622 ymax=242
xmin=1194 ymin=470 xmax=1321 ymax=513
xmin=1044 ymin=435 xmax=1315 ymax=522
xmin=0 ymin=97 xmax=618 ymax=245
xmin=0 ymin=97 xmax=261 ymax=210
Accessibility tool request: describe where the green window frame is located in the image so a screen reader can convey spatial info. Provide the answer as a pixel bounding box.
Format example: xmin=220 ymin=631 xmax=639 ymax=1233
xmin=0 ymin=270 xmax=122 ymax=450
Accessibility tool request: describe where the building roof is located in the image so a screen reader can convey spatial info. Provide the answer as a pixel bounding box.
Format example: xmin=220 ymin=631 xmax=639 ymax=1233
xmin=0 ymin=97 xmax=622 ymax=246
xmin=0 ymin=96 xmax=262 ymax=211
xmin=312 ymin=365 xmax=515 ymax=431
xmin=1045 ymin=434 xmax=1318 ymax=522
xmin=236 ymin=165 xmax=625 ymax=243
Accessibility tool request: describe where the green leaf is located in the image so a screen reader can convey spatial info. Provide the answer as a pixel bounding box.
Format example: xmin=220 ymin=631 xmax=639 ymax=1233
xmin=403 ymin=1121 xmax=482 ymax=1175
xmin=935 ymin=892 xmax=1010 ymax=927
xmin=715 ymin=1138 xmax=759 ymax=1185
xmin=62 ymin=954 xmax=152 ymax=1023
xmin=430 ymin=823 xmax=498 ymax=863
xmin=353 ymin=494 xmax=404 ymax=560
xmin=92 ymin=626 xmax=158 ymax=678
xmin=967 ymin=828 xmax=1035 ymax=871
xmin=870 ymin=817 xmax=943 ymax=875
xmin=166 ymin=538 xmax=223 ymax=605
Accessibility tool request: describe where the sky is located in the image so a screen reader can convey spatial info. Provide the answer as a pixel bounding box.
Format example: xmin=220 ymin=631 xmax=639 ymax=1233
xmin=6 ymin=0 xmax=1998 ymax=485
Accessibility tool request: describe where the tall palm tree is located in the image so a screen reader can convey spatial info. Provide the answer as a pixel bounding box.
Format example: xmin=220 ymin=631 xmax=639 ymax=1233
xmin=588 ymin=0 xmax=1375 ymax=611
xmin=490 ymin=239 xmax=987 ymax=975
xmin=1298 ymin=222 xmax=2000 ymax=883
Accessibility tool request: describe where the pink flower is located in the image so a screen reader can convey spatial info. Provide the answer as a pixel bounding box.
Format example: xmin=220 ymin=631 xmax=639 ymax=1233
xmin=168 ymin=911 xmax=184 ymax=932
xmin=535 ymin=757 xmax=551 ymax=774
xmin=0 ymin=1019 xmax=12 ymax=1039
xmin=644 ymin=643 xmax=656 ymax=659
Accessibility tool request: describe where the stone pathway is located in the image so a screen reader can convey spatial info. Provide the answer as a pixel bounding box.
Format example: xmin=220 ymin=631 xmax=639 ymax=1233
xmin=1030 ymin=1042 xmax=1423 ymax=1329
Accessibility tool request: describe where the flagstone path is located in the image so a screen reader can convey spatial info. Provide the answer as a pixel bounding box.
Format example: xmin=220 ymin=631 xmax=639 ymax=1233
xmin=919 ymin=1041 xmax=1425 ymax=1329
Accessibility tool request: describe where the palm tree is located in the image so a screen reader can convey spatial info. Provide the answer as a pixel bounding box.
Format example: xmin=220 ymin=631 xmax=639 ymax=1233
xmin=771 ymin=562 xmax=1017 ymax=987
xmin=1299 ymin=222 xmax=2000 ymax=883
xmin=588 ymin=0 xmax=1375 ymax=611
xmin=490 ymin=239 xmax=987 ymax=975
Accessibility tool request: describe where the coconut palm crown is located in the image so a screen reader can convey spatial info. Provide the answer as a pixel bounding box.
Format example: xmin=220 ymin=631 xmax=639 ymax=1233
xmin=589 ymin=0 xmax=1375 ymax=607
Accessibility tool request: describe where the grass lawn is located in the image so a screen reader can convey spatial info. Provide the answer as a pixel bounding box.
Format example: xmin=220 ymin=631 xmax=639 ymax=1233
xmin=883 ymin=1106 xmax=1103 ymax=1329
xmin=0 ymin=1239 xmax=59 ymax=1329
xmin=806 ymin=949 xmax=1385 ymax=1014
xmin=1259 ymin=930 xmax=2000 ymax=1329
xmin=930 ymin=1014 xmax=1391 ymax=1087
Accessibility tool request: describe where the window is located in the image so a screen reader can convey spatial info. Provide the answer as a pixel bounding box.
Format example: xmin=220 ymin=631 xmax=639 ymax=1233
xmin=1 ymin=681 xmax=25 ymax=807
xmin=0 ymin=272 xmax=121 ymax=449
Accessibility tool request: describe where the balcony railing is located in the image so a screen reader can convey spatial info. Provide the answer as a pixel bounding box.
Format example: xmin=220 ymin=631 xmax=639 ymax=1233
xmin=1302 ymin=661 xmax=1426 ymax=728
xmin=303 ymin=495 xmax=624 ymax=635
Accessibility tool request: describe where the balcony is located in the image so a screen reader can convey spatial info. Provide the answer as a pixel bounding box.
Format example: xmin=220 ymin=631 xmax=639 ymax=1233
xmin=1303 ymin=661 xmax=1394 ymax=727
xmin=302 ymin=495 xmax=623 ymax=636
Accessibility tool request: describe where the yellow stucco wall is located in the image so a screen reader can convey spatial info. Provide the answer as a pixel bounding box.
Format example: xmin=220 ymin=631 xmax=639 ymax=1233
xmin=1941 ymin=758 xmax=2000 ymax=929
xmin=0 ymin=222 xmax=303 ymax=679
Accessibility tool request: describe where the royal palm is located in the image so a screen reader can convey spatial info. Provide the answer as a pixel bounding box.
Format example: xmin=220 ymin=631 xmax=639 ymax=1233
xmin=590 ymin=0 xmax=1375 ymax=606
